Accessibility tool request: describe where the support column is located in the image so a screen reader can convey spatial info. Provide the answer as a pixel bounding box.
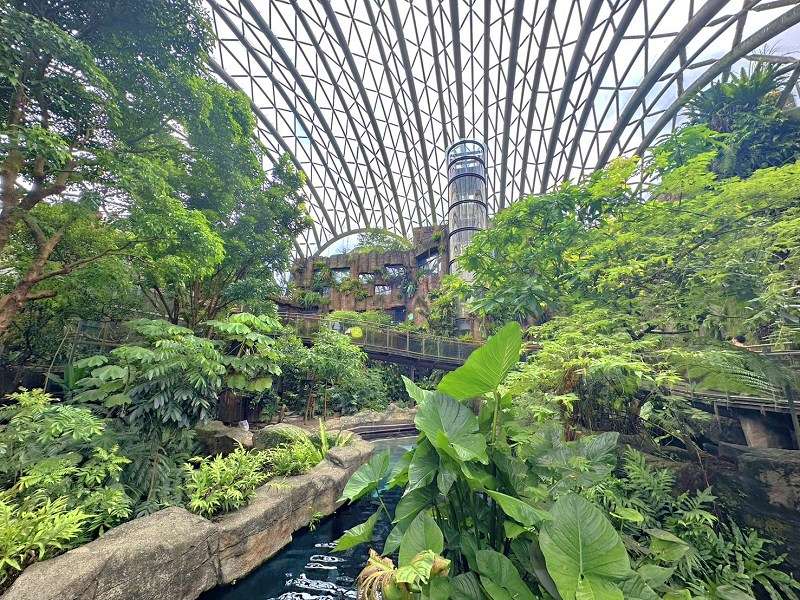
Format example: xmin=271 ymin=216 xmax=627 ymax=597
xmin=739 ymin=411 xmax=795 ymax=449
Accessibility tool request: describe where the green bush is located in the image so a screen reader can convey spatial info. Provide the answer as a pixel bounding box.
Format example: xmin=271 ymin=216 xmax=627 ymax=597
xmin=204 ymin=312 xmax=283 ymax=397
xmin=183 ymin=447 xmax=270 ymax=518
xmin=72 ymin=319 xmax=226 ymax=514
xmin=327 ymin=310 xmax=393 ymax=327
xmin=263 ymin=440 xmax=322 ymax=477
xmin=0 ymin=494 xmax=89 ymax=589
xmin=330 ymin=367 xmax=389 ymax=415
xmin=336 ymin=277 xmax=370 ymax=300
xmin=0 ymin=389 xmax=132 ymax=587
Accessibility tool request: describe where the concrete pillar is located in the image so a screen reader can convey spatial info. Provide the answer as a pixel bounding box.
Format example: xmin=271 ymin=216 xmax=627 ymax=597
xmin=739 ymin=412 xmax=795 ymax=449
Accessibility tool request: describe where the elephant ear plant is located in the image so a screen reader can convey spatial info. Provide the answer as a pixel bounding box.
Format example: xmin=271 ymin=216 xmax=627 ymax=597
xmin=332 ymin=322 xmax=640 ymax=600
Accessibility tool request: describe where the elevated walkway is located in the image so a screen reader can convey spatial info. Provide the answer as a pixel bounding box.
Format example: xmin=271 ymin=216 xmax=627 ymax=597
xmin=670 ymin=384 xmax=797 ymax=415
xmin=279 ymin=312 xmax=479 ymax=370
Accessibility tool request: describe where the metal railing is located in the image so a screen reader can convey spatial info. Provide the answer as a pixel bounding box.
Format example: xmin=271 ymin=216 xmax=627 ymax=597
xmin=670 ymin=384 xmax=795 ymax=414
xmin=278 ymin=312 xmax=479 ymax=366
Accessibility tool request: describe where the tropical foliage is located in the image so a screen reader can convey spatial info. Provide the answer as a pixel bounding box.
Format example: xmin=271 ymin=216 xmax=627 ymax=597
xmin=1 ymin=1 xmax=799 ymax=594
xmin=452 ymin=70 xmax=800 ymax=431
xmin=0 ymin=0 xmax=307 ymax=384
xmin=183 ymin=446 xmax=271 ymax=518
xmin=0 ymin=389 xmax=131 ymax=588
xmin=335 ymin=325 xmax=798 ymax=600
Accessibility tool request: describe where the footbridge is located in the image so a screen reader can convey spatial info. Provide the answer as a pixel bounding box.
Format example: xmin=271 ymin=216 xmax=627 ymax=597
xmin=278 ymin=312 xmax=479 ymax=370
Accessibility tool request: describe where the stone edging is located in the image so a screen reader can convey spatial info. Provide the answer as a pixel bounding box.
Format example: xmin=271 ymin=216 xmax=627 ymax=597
xmin=1 ymin=438 xmax=374 ymax=600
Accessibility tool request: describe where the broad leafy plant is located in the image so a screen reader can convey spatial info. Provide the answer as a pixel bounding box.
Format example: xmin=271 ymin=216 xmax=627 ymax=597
xmin=332 ymin=323 xmax=642 ymax=600
xmin=72 ymin=319 xmax=225 ymax=513
xmin=204 ymin=312 xmax=283 ymax=411
xmin=333 ymin=323 xmax=799 ymax=599
xmin=72 ymin=319 xmax=225 ymax=425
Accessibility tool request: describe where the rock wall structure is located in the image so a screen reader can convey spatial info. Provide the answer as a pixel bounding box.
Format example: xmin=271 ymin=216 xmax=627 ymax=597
xmin=1 ymin=438 xmax=374 ymax=600
xmin=286 ymin=226 xmax=446 ymax=325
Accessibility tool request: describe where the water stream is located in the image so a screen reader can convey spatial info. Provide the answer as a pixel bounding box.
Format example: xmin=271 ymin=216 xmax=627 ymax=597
xmin=202 ymin=437 xmax=413 ymax=600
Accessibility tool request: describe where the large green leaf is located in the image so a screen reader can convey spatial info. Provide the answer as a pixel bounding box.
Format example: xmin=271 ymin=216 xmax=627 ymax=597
xmin=429 ymin=576 xmax=453 ymax=600
xmin=403 ymin=376 xmax=453 ymax=407
xmin=387 ymin=449 xmax=413 ymax=489
xmin=636 ymin=564 xmax=674 ymax=589
xmin=645 ymin=529 xmax=690 ymax=563
xmin=408 ymin=439 xmax=438 ymax=491
xmin=415 ymin=393 xmax=488 ymax=464
xmin=91 ymin=364 xmax=128 ymax=381
xmin=438 ymin=322 xmax=522 ymax=400
xmin=451 ymin=572 xmax=485 ymax=600
xmin=540 ymin=493 xmax=631 ymax=600
xmin=334 ymin=510 xmax=380 ymax=551
xmin=436 ymin=463 xmax=458 ymax=495
xmin=486 ymin=490 xmax=550 ymax=527
xmin=511 ymin=538 xmax=561 ymax=600
xmin=399 ymin=511 xmax=444 ymax=566
xmin=476 ymin=548 xmax=536 ymax=600
xmin=460 ymin=462 xmax=496 ymax=490
xmin=339 ymin=450 xmax=390 ymax=503
xmin=394 ymin=486 xmax=436 ymax=528
xmin=575 ymin=577 xmax=623 ymax=600
xmin=714 ymin=585 xmax=756 ymax=600
xmin=383 ymin=524 xmax=405 ymax=555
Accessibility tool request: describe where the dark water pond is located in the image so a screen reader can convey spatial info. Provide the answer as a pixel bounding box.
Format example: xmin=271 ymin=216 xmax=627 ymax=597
xmin=202 ymin=437 xmax=413 ymax=600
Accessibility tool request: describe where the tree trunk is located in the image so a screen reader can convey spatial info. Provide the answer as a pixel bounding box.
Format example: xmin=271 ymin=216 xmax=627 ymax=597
xmin=0 ymin=232 xmax=62 ymax=338
xmin=0 ymin=208 xmax=21 ymax=254
xmin=0 ymin=281 xmax=55 ymax=338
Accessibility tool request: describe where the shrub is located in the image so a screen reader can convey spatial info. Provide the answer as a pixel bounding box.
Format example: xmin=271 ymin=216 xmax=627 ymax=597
xmin=72 ymin=320 xmax=226 ymax=513
xmin=0 ymin=494 xmax=89 ymax=589
xmin=336 ymin=277 xmax=370 ymax=300
xmin=0 ymin=389 xmax=132 ymax=587
xmin=330 ymin=367 xmax=389 ymax=415
xmin=204 ymin=312 xmax=283 ymax=397
xmin=263 ymin=440 xmax=322 ymax=477
xmin=183 ymin=446 xmax=271 ymax=518
xmin=327 ymin=310 xmax=393 ymax=328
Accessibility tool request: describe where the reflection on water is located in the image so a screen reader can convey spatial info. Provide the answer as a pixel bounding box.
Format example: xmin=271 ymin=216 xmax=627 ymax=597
xmin=202 ymin=437 xmax=414 ymax=600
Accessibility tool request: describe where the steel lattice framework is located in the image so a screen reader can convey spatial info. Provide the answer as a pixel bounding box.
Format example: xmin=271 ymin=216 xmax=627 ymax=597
xmin=207 ymin=0 xmax=800 ymax=256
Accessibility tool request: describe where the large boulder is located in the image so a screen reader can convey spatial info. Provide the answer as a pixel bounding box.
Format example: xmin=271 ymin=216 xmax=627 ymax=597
xmin=705 ymin=415 xmax=747 ymax=446
xmin=735 ymin=446 xmax=800 ymax=510
xmin=2 ymin=507 xmax=220 ymax=600
xmin=195 ymin=420 xmax=253 ymax=457
xmin=252 ymin=423 xmax=311 ymax=450
xmin=708 ymin=444 xmax=800 ymax=572
xmin=339 ymin=403 xmax=416 ymax=429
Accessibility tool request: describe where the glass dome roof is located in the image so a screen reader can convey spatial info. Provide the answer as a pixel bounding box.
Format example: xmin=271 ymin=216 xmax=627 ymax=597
xmin=206 ymin=0 xmax=800 ymax=255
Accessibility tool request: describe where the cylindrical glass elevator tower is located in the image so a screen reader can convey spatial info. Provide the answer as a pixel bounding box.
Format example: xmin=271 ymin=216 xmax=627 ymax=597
xmin=446 ymin=139 xmax=488 ymax=333
xmin=446 ymin=139 xmax=487 ymax=276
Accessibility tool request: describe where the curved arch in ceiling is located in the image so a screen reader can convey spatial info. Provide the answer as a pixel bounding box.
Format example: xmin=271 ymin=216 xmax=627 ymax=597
xmin=206 ymin=0 xmax=800 ymax=256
